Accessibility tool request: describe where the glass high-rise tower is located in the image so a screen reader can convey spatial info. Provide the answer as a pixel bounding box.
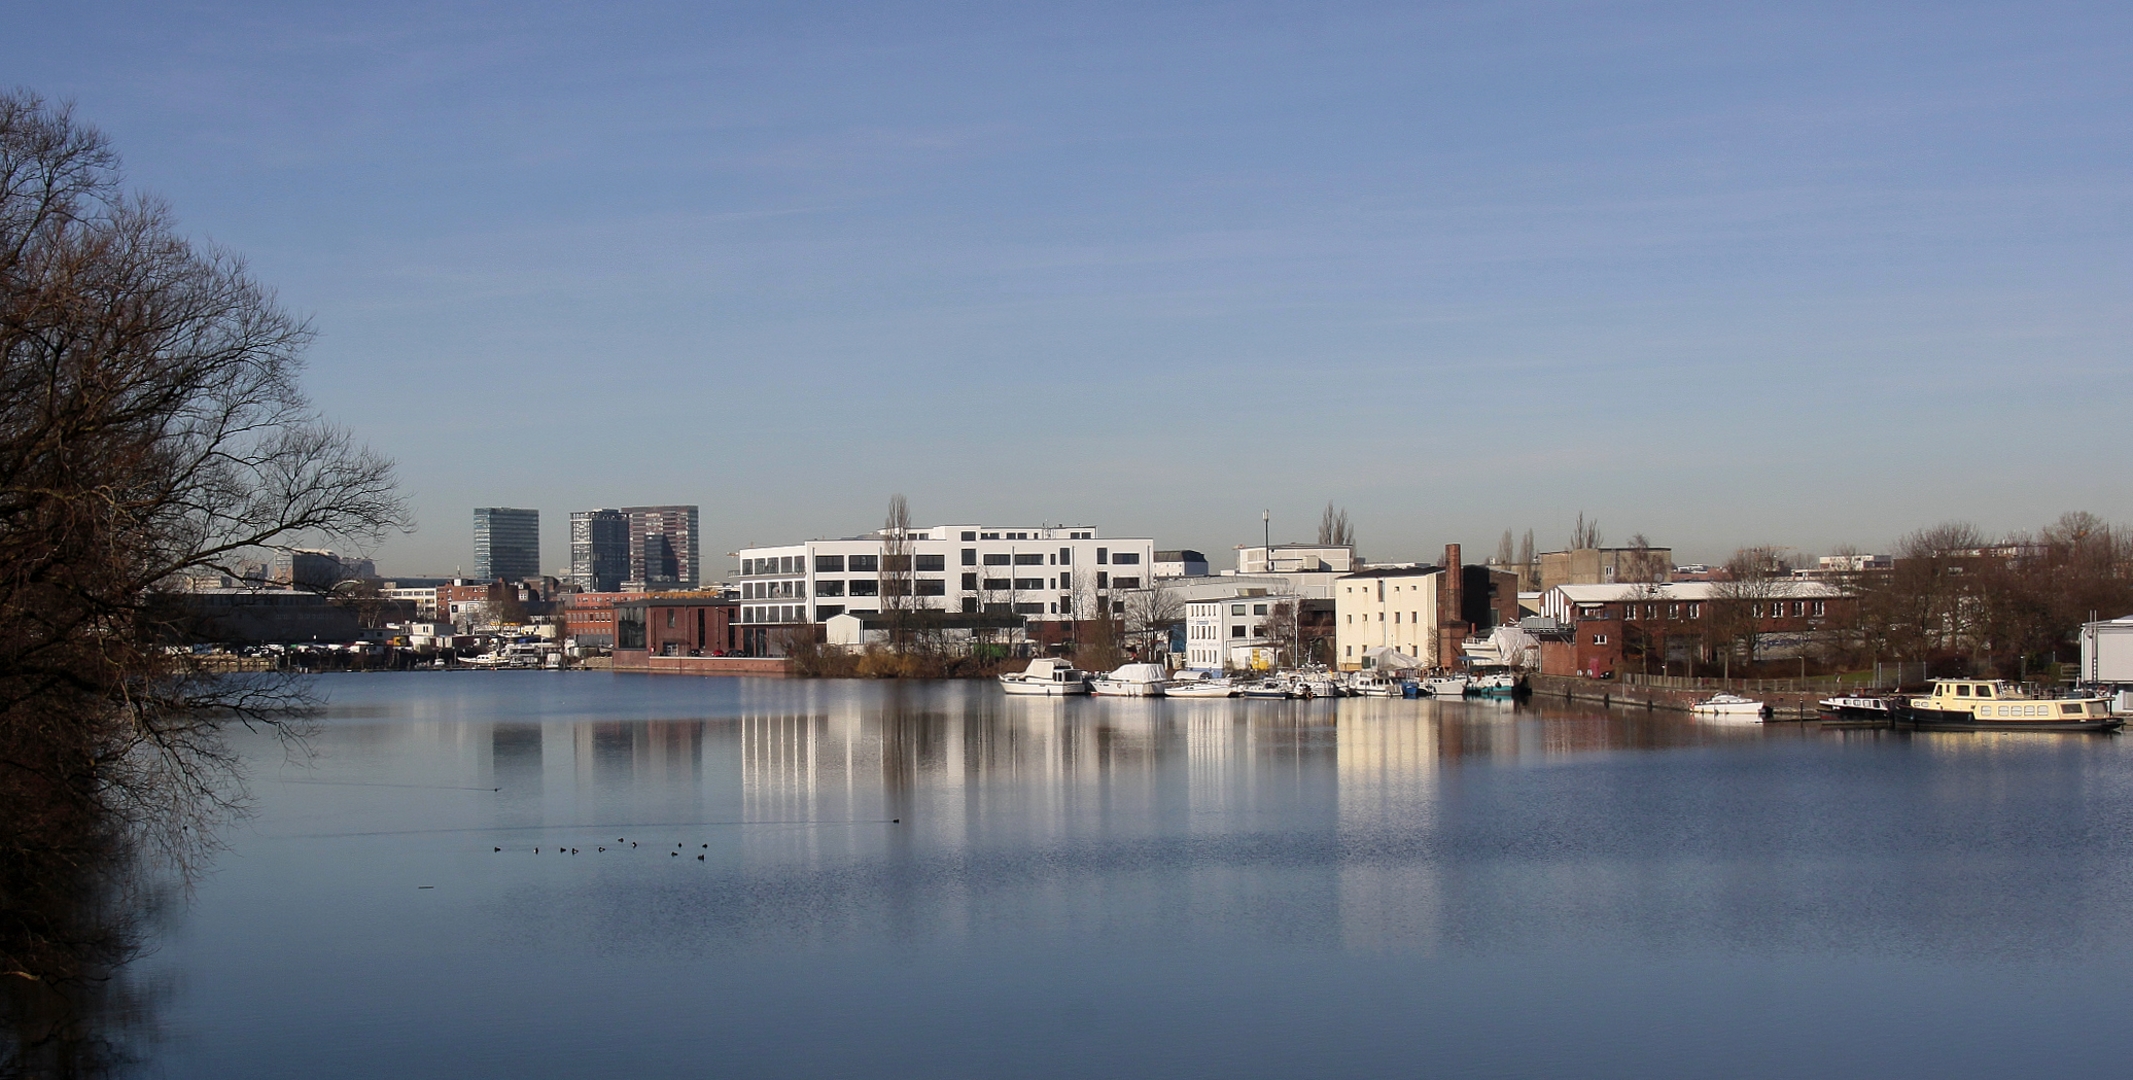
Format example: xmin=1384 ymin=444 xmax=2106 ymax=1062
xmin=569 ymin=509 xmax=630 ymax=592
xmin=473 ymin=507 xmax=540 ymax=582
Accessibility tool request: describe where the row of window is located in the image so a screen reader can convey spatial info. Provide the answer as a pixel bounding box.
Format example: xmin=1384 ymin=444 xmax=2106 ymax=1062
xmin=744 ymin=547 xmax=1143 ymax=576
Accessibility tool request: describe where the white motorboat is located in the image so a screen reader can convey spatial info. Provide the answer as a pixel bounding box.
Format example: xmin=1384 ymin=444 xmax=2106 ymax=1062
xmin=1690 ymin=693 xmax=1767 ymax=719
xmin=999 ymin=658 xmax=1090 ymax=696
xmin=1421 ymin=674 xmax=1469 ymax=697
xmin=1091 ymin=662 xmax=1170 ymax=697
xmin=1238 ymin=679 xmax=1293 ymax=699
xmin=1467 ymin=671 xmax=1518 ymax=697
xmin=1165 ymin=670 xmax=1240 ymax=698
xmin=1287 ymin=671 xmax=1344 ymax=699
xmin=1348 ymin=673 xmax=1404 ymax=698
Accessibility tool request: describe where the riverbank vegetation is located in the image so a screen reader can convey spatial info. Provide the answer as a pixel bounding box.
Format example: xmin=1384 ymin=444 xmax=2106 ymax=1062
xmin=1 ymin=91 xmax=405 ymax=1063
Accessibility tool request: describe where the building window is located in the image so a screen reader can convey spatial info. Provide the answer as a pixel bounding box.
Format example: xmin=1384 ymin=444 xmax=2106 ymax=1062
xmin=815 ymin=555 xmax=844 ymax=573
xmin=962 ymin=548 xmax=977 ymax=565
xmin=916 ymin=554 xmax=945 ymax=572
xmin=916 ymin=579 xmax=946 ymax=596
xmin=1592 ymin=634 xmax=1608 ymax=645
xmin=848 ymin=554 xmax=878 ymax=572
xmin=1014 ymin=602 xmax=1044 ymax=614
xmin=1253 ymin=604 xmax=1267 ymax=615
xmin=1346 ymin=645 xmax=1353 ymax=657
xmin=983 ymin=577 xmax=1010 ymax=590
xmin=665 ymin=610 xmax=677 ymax=628
xmin=1097 ymin=572 xmax=1108 ymax=589
xmin=1393 ymin=611 xmax=1401 ymax=624
xmin=848 ymin=580 xmax=879 ymax=597
xmin=1668 ymin=604 xmax=1680 ymax=619
xmin=1096 ymin=548 xmax=1108 ymax=564
xmin=779 ymin=556 xmax=795 ymax=574
xmin=616 ymin=608 xmax=645 ymax=649
xmin=1112 ymin=552 xmax=1140 ymax=565
xmin=816 ymin=580 xmax=845 ymax=597
xmin=962 ymin=597 xmax=977 ymax=612
xmin=1231 ymin=604 xmax=1245 ymax=615
xmin=1014 ymin=578 xmax=1043 ymax=591
xmin=1014 ymin=553 xmax=1044 ymax=565
xmin=961 ymin=531 xmax=977 ymax=541
xmin=962 ymin=573 xmax=978 ymax=590
xmin=1113 ymin=601 xmax=1125 ymax=614
xmin=1058 ymin=572 xmax=1072 ymax=591
xmin=1231 ymin=625 xmax=1246 ymax=638
xmin=815 ymin=604 xmax=843 ymax=621
xmin=1059 ymin=548 xmax=1072 ymax=565
xmin=1752 ymin=604 xmax=1763 ymax=618
xmin=1813 ymin=601 xmax=1826 ymax=616
xmin=1688 ymin=603 xmax=1701 ymax=618
xmin=984 ymin=553 xmax=1011 ymax=566
xmin=1113 ymin=577 xmax=1139 ymax=589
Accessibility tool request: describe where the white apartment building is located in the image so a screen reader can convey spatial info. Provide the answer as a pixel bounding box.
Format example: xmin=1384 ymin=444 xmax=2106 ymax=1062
xmin=1334 ymin=567 xmax=1445 ymax=670
xmin=1183 ymin=594 xmax=1282 ymax=670
xmin=733 ymin=524 xmax=1155 ymax=653
xmin=1234 ymin=544 xmax=1357 ymax=574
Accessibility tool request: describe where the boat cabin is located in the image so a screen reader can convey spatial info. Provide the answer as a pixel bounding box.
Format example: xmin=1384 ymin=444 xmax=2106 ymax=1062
xmin=1918 ymin=679 xmax=2110 ymax=719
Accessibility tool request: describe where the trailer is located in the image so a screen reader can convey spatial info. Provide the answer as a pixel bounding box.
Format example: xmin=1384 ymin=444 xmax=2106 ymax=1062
xmin=2079 ymin=616 xmax=2133 ymax=694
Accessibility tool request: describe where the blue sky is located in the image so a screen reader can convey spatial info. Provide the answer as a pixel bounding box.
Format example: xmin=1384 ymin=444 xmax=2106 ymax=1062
xmin=10 ymin=1 xmax=2128 ymax=574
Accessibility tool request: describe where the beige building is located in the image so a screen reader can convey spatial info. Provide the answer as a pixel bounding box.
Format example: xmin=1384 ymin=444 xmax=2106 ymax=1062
xmin=1334 ymin=567 xmax=1444 ymax=670
xmin=1537 ymin=546 xmax=1672 ymax=592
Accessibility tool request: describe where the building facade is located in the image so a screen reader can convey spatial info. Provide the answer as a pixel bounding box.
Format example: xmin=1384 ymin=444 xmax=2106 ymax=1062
xmin=1235 ymin=544 xmax=1357 ymax=574
xmin=473 ymin=507 xmax=541 ymax=582
xmin=1536 ymin=546 xmax=1673 ymax=592
xmin=1536 ymin=581 xmax=1853 ymax=676
xmin=622 ymin=505 xmax=700 ymax=590
xmin=1334 ymin=545 xmax=1520 ymax=671
xmin=569 ymin=509 xmax=631 ymax=592
xmin=732 ymin=524 xmax=1155 ymax=656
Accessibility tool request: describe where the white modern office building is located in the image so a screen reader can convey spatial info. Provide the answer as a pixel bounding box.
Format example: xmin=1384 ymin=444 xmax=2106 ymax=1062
xmin=1184 ymin=593 xmax=1288 ymax=671
xmin=732 ymin=523 xmax=1155 ymax=654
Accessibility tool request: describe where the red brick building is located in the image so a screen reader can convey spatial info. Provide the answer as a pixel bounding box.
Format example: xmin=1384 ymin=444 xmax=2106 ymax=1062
xmin=1537 ymin=582 xmax=1856 ymax=678
xmin=612 ymin=597 xmax=738 ymax=660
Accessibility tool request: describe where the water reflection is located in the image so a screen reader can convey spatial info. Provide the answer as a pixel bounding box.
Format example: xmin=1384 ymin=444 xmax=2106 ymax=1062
xmin=133 ymin=674 xmax=2133 ymax=1079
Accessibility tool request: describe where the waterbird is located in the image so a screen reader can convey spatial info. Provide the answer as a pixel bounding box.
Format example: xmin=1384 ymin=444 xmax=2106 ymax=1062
xmin=893 ymin=819 xmax=900 ymax=824
xmin=598 ymin=846 xmax=605 ymax=852
xmin=670 ymin=851 xmax=677 ymax=857
xmin=631 ymin=842 xmax=637 ymax=848
xmin=697 ymin=854 xmax=704 ymax=861
xmin=571 ymin=848 xmax=578 ymax=855
xmin=494 ymin=847 xmax=500 ymax=852
xmin=701 ymin=844 xmax=707 ymax=848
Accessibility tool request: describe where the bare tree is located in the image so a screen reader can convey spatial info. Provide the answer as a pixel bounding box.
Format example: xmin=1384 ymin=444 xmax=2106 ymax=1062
xmin=878 ymin=493 xmax=916 ymax=652
xmin=1493 ymin=530 xmax=1515 ymax=567
xmin=1706 ymin=546 xmax=1796 ymax=677
xmin=1318 ymin=502 xmax=1355 ymax=548
xmin=0 ymin=91 xmax=407 ymax=895
xmin=1570 ymin=512 xmax=1602 ymax=550
xmin=1518 ymin=529 xmax=1537 ymax=592
xmin=1122 ymin=579 xmax=1184 ymax=661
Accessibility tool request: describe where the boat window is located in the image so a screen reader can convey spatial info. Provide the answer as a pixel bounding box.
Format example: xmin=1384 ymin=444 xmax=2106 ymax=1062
xmin=2064 ymin=703 xmax=2083 ymax=715
xmin=1976 ymin=685 xmax=1994 ymax=698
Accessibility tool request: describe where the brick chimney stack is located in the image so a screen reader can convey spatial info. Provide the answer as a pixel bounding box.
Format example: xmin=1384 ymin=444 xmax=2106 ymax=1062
xmin=1439 ymin=543 xmax=1465 ymax=668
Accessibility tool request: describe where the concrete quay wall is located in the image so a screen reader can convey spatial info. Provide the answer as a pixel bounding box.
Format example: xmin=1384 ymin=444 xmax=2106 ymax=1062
xmin=1527 ymin=674 xmax=1827 ymax=720
xmin=611 ymin=654 xmax=792 ymax=677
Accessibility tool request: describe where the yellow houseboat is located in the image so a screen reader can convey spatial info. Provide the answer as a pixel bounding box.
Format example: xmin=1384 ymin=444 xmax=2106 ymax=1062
xmin=1893 ymin=679 xmax=2122 ymax=732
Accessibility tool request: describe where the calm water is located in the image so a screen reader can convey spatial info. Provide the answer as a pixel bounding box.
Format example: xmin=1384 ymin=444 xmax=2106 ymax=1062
xmin=135 ymin=672 xmax=2133 ymax=1078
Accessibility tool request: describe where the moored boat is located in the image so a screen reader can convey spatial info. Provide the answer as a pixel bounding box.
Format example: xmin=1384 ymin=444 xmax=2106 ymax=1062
xmin=1466 ymin=671 xmax=1518 ymax=697
xmin=999 ymin=658 xmax=1090 ymax=696
xmin=1091 ymin=662 xmax=1169 ymax=697
xmin=1238 ymin=679 xmax=1293 ymax=699
xmin=1890 ymin=679 xmax=2121 ymax=732
xmin=1818 ymin=695 xmax=1893 ymax=722
xmin=1165 ymin=671 xmax=1240 ymax=698
xmin=1690 ymin=693 xmax=1768 ymax=719
xmin=1421 ymin=674 xmax=1469 ymax=698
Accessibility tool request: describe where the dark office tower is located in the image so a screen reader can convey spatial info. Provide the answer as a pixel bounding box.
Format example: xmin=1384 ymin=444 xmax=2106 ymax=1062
xmin=622 ymin=505 xmax=700 ymax=590
xmin=570 ymin=509 xmax=630 ymax=592
xmin=473 ymin=507 xmax=540 ymax=582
